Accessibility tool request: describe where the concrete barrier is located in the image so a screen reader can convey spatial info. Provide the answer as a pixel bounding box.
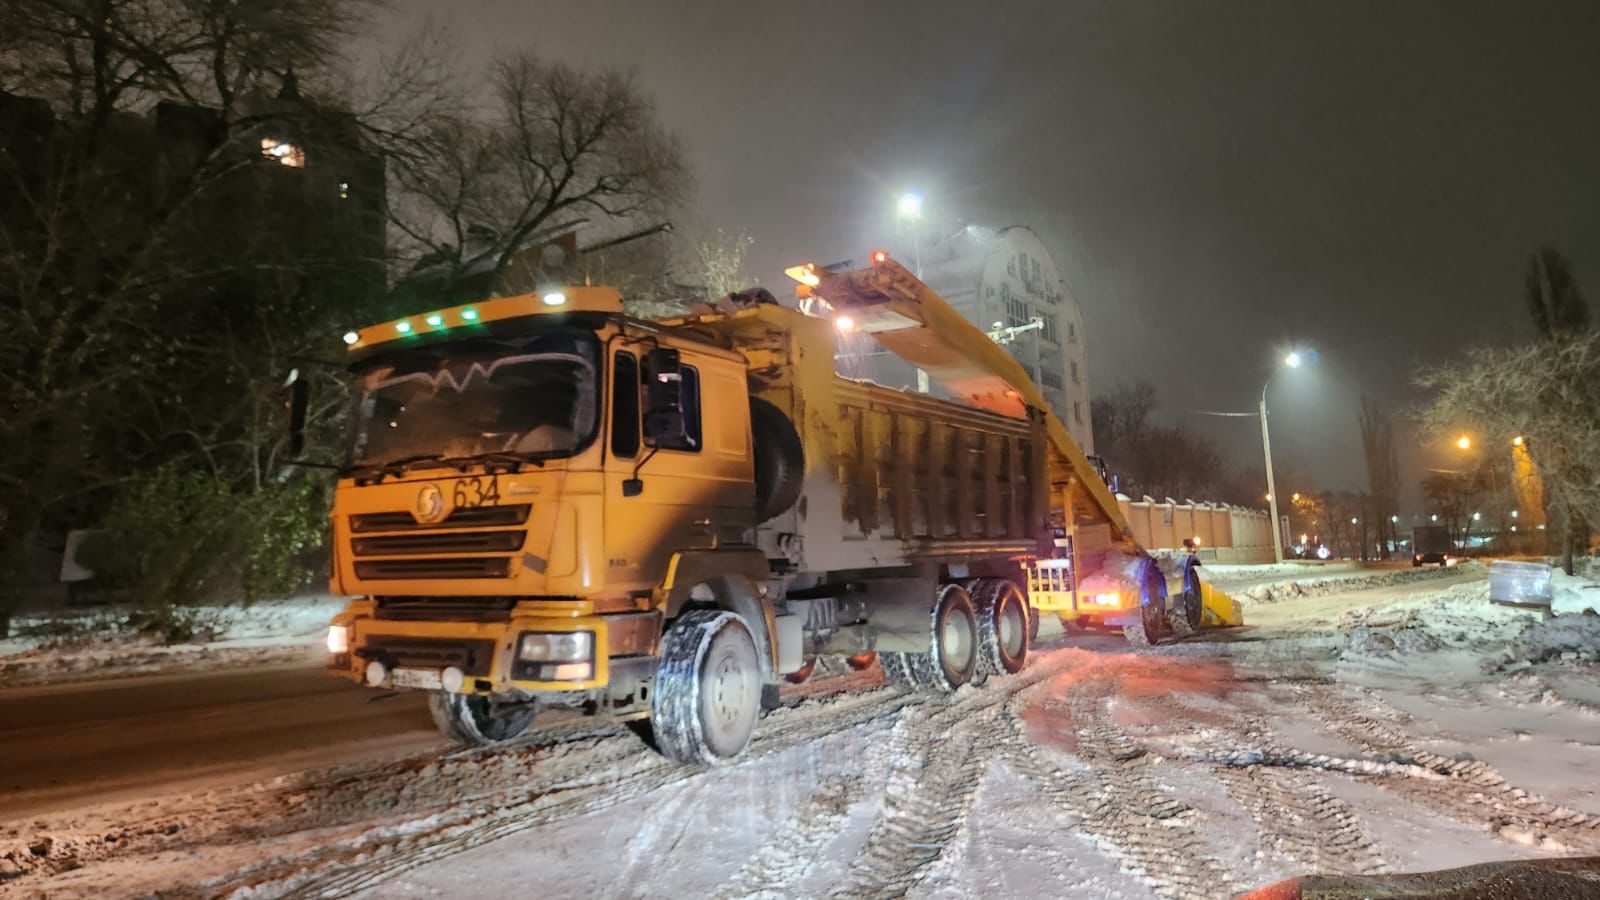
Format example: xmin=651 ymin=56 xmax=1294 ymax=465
xmin=1117 ymin=495 xmax=1273 ymax=564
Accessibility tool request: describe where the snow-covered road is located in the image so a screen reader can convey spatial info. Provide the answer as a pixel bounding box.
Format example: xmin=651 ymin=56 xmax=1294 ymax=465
xmin=4 ymin=568 xmax=1599 ymax=898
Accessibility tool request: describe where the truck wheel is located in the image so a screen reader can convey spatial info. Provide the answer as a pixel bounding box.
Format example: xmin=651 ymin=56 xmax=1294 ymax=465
xmin=1123 ymin=593 xmax=1163 ymax=647
xmin=1171 ymin=572 xmax=1203 ymax=637
xmin=1029 ymin=603 xmax=1042 ymax=644
xmin=908 ymin=583 xmax=979 ymax=691
xmin=428 ymin=692 xmax=538 ymax=746
xmin=650 ymin=610 xmax=762 ymax=765
xmin=972 ymin=579 xmax=1028 ymax=677
xmin=751 ymin=397 xmax=804 ymax=522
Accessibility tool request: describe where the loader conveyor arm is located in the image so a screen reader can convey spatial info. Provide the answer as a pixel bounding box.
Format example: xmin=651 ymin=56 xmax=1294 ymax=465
xmin=800 ymin=255 xmax=1136 ymax=548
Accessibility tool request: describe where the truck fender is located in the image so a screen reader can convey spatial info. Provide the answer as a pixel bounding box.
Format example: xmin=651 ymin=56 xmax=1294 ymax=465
xmin=655 ymin=548 xmax=778 ymax=682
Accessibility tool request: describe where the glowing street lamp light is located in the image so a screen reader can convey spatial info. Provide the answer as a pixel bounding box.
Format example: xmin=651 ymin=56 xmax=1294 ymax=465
xmin=1285 ymin=351 xmax=1303 ymax=368
xmin=896 ymin=191 xmax=923 ymax=219
xmin=1456 ymin=435 xmax=1472 ymax=450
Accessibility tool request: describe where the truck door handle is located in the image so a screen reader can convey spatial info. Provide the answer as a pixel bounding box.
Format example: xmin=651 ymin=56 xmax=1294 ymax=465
xmin=692 ymin=517 xmax=712 ymax=526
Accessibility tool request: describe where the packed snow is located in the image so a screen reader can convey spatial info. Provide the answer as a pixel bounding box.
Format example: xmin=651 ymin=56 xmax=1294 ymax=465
xmin=3 ymin=563 xmax=1599 ymax=897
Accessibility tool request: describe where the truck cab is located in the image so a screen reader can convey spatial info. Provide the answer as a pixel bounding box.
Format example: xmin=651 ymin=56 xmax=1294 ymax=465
xmin=318 ymin=287 xmax=765 ymax=745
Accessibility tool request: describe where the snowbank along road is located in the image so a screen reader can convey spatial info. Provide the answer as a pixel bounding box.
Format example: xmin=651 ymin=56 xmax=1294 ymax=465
xmin=4 ymin=565 xmax=1600 ymax=898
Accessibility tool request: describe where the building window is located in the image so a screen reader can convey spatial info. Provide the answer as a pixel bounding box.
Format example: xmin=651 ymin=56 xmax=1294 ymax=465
xmin=1007 ymin=258 xmax=1016 ymax=276
xmin=1031 ymin=259 xmax=1041 ymax=283
xmin=1074 ymin=401 xmax=1083 ymax=424
xmin=1040 ymin=314 xmax=1057 ymax=344
xmin=1067 ymin=321 xmax=1077 ymax=343
xmin=1070 ymin=359 xmax=1079 ymax=383
xmin=260 ymin=137 xmax=305 ymax=168
xmin=1041 ymin=369 xmax=1063 ymax=389
xmin=1005 ymin=294 xmax=1030 ymax=327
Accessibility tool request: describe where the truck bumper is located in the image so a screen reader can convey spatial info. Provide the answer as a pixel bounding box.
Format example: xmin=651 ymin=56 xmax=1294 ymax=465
xmin=328 ymin=601 xmax=661 ymax=696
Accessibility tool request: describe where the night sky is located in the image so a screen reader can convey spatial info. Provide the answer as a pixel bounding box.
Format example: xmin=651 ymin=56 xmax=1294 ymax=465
xmin=388 ymin=0 xmax=1599 ymax=510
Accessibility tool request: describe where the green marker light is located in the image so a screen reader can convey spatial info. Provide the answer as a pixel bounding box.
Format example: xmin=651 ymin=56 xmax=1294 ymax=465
xmin=395 ymin=321 xmax=412 ymax=334
xmin=425 ymin=314 xmax=444 ymax=327
xmin=461 ymin=308 xmax=479 ymax=321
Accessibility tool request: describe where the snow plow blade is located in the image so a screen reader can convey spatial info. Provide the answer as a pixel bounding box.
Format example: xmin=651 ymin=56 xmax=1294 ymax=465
xmin=1238 ymin=855 xmax=1600 ymax=899
xmin=1200 ymin=579 xmax=1244 ymax=627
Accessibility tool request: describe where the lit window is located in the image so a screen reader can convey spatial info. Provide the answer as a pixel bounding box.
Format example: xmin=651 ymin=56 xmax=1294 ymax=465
xmin=339 ymin=180 xmax=350 ymax=199
xmin=260 ymin=137 xmax=305 ymax=168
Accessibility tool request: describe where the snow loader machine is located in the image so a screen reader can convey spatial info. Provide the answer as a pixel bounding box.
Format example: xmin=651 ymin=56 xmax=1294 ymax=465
xmin=304 ymin=252 xmax=1238 ymax=762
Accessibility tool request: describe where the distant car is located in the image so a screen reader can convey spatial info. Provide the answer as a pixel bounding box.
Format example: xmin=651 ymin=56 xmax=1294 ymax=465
xmin=1411 ymin=525 xmax=1452 ymax=567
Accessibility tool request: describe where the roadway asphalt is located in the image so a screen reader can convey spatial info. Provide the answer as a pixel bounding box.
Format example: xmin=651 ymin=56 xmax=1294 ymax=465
xmin=0 ymin=664 xmax=440 ymax=819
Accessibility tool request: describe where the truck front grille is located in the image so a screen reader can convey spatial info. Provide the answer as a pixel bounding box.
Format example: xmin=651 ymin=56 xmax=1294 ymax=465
xmin=374 ymin=596 xmax=520 ymax=622
xmin=350 ymin=504 xmax=531 ymax=533
xmin=351 ymin=531 xmax=526 ymax=556
xmin=347 ymin=504 xmax=531 ymax=581
xmin=355 ymin=557 xmax=512 ymax=580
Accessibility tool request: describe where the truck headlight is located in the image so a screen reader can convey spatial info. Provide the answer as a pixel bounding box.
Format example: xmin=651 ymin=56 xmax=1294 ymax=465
xmin=1086 ymin=592 xmax=1121 ymax=607
xmin=327 ymin=624 xmax=350 ymax=654
xmin=517 ymin=631 xmax=594 ymax=663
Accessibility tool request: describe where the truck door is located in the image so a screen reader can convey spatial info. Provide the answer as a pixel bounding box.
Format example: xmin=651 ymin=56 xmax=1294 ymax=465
xmin=603 ymin=345 xmax=753 ymax=593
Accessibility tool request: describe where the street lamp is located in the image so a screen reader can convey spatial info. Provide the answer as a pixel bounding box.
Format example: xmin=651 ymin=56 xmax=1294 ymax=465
xmin=1456 ymin=435 xmax=1472 ymax=450
xmin=896 ymin=191 xmax=924 ymax=278
xmin=1261 ymin=350 xmax=1311 ymax=564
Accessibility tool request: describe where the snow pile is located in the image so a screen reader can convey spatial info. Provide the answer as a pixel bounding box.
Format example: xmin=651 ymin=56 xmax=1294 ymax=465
xmin=1235 ymin=562 xmax=1481 ymax=606
xmin=0 ymin=594 xmax=346 ymax=687
xmin=1504 ymin=611 xmax=1600 ymax=666
xmin=1324 ymin=578 xmax=1600 ymax=683
xmin=1551 ymin=570 xmax=1600 ymax=615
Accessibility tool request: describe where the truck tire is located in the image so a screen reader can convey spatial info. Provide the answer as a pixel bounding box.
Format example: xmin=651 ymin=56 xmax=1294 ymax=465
xmin=649 ymin=610 xmax=762 ymax=765
xmin=751 ymin=397 xmax=804 ymax=522
xmin=1123 ymin=572 xmax=1165 ymax=648
xmin=428 ymin=691 xmax=538 ymax=746
xmin=880 ymin=650 xmax=923 ymax=690
xmin=1171 ymin=568 xmax=1203 ymax=637
xmin=972 ymin=579 xmax=1028 ymax=677
xmin=908 ymin=583 xmax=979 ymax=691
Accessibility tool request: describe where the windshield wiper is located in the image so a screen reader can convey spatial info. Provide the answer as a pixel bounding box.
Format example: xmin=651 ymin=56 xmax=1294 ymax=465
xmin=442 ymin=451 xmax=544 ymax=473
xmin=341 ymin=453 xmax=449 ymax=482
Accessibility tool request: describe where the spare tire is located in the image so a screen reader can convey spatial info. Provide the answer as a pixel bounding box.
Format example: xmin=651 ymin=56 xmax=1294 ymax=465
xmin=751 ymin=396 xmax=804 ymax=522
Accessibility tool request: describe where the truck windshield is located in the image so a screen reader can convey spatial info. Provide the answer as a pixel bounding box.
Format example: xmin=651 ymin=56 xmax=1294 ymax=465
xmin=347 ymin=330 xmax=599 ymax=470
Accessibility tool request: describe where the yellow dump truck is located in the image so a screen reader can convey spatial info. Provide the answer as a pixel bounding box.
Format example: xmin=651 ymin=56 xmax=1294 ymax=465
xmin=294 ymin=253 xmax=1233 ymax=763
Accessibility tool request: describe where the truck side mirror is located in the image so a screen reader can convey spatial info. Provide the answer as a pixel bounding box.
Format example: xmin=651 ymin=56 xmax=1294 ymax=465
xmin=285 ymin=369 xmax=309 ymax=458
xmin=641 ymin=347 xmax=688 ymax=444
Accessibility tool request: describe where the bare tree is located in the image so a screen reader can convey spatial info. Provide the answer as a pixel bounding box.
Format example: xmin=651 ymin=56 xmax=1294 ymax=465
xmin=1418 ymin=333 xmax=1600 ymax=572
xmin=0 ymin=0 xmax=387 ymax=633
xmin=387 ymin=51 xmax=690 ymax=298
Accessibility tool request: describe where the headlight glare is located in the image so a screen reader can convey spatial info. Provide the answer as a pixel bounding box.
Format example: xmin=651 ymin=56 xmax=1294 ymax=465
xmin=326 ymin=624 xmax=350 ymax=654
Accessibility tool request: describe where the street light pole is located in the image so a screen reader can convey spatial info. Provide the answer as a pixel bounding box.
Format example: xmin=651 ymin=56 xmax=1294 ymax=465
xmin=1260 ymin=380 xmax=1284 ymax=564
xmin=1260 ymin=351 xmax=1305 ymax=564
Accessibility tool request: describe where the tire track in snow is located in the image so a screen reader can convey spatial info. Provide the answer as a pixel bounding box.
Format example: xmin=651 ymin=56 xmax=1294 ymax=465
xmin=1211 ymin=765 xmax=1388 ymax=875
xmin=831 ymin=705 xmax=994 ymax=899
xmin=252 ymin=687 xmax=928 ymax=898
xmin=1288 ymin=683 xmax=1600 ymax=855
